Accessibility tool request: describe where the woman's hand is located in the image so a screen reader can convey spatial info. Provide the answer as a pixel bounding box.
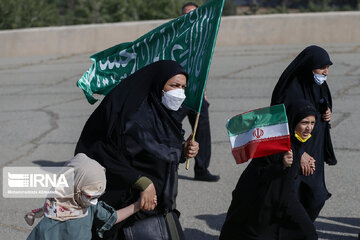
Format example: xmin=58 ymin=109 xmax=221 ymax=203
xmin=301 ymin=152 xmax=316 ymax=176
xmin=282 ymin=150 xmax=293 ymax=167
xmin=184 ymin=134 xmax=199 ymax=158
xmin=322 ymin=107 xmax=332 ymax=122
xmin=139 ymin=183 xmax=157 ymax=211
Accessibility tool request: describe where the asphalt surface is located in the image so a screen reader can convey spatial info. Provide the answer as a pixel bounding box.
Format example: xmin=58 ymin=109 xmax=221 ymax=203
xmin=0 ymin=43 xmax=359 ymax=239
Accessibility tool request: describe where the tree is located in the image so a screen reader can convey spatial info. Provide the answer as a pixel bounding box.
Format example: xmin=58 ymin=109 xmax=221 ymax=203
xmin=223 ymin=0 xmax=237 ymax=15
xmin=0 ymin=0 xmax=59 ymax=29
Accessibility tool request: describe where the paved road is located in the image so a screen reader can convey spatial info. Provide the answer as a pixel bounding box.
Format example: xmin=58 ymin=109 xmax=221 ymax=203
xmin=0 ymin=43 xmax=359 ymax=239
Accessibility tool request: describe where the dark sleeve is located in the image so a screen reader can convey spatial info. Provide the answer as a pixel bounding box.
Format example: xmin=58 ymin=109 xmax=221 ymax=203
xmin=252 ymin=154 xmax=286 ymax=181
xmin=124 ymin=121 xmax=179 ymax=163
xmin=123 ymin=120 xmax=180 ymax=196
xmin=179 ymin=142 xmax=187 ymax=163
xmin=75 ymin=103 xmax=143 ymax=188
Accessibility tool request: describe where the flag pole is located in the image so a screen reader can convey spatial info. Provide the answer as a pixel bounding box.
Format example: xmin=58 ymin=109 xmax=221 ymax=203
xmin=185 ymin=112 xmax=200 ymax=170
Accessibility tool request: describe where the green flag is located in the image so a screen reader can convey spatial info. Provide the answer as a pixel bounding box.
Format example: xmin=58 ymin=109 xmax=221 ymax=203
xmin=77 ymin=0 xmax=225 ymax=112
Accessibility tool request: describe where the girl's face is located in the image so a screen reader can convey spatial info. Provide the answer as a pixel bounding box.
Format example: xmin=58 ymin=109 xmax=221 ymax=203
xmin=313 ymin=65 xmax=330 ymax=76
xmin=162 ymin=74 xmax=187 ymax=94
xmin=295 ymin=115 xmax=316 ymax=139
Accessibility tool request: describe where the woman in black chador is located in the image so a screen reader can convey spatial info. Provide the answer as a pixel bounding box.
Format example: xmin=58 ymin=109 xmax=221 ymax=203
xmin=75 ymin=60 xmax=199 ymax=240
xmin=271 ymin=45 xmax=336 ymax=221
xmin=220 ymin=100 xmax=319 ymax=240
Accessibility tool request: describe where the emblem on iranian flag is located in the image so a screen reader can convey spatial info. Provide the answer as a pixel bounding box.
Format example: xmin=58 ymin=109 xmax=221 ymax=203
xmin=226 ymin=104 xmax=291 ymax=164
xmin=253 ymin=128 xmax=264 ymax=139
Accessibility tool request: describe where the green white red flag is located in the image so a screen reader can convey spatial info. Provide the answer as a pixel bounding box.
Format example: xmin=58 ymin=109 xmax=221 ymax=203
xmin=226 ymin=104 xmax=291 ymax=164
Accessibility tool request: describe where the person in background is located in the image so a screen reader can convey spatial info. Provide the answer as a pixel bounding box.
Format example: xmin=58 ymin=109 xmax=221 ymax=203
xmin=174 ymin=1 xmax=220 ymax=182
xmin=181 ymin=1 xmax=198 ymax=14
xmin=271 ymin=45 xmax=336 ymax=221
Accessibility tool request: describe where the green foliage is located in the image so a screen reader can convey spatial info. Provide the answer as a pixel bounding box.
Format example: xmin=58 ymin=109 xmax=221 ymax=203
xmin=223 ymin=0 xmax=237 ymax=16
xmin=56 ymin=0 xmax=190 ymax=25
xmin=0 ymin=0 xmax=59 ymax=29
xmin=1 ymin=0 xmax=359 ymax=30
xmin=307 ymin=0 xmax=333 ymax=12
xmin=0 ymin=0 xmax=193 ymax=29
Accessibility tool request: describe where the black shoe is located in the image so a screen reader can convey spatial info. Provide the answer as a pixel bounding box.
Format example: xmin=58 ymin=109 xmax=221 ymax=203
xmin=194 ymin=171 xmax=220 ymax=182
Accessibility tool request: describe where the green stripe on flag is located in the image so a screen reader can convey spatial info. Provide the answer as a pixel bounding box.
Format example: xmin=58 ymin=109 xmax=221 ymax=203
xmin=77 ymin=0 xmax=225 ymax=113
xmin=226 ymin=104 xmax=288 ymax=137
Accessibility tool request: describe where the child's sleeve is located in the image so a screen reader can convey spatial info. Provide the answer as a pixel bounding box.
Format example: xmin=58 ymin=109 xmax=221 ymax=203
xmin=93 ymin=201 xmax=118 ymax=238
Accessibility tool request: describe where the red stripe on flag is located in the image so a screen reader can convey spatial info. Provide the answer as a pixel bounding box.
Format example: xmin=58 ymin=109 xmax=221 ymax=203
xmin=231 ymin=136 xmax=290 ymax=164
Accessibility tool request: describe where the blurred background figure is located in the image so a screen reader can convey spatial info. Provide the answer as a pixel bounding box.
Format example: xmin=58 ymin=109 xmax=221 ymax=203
xmin=174 ymin=1 xmax=220 ymax=182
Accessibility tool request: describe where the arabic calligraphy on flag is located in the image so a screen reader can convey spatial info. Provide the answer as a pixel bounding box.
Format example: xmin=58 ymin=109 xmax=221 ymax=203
xmin=77 ymin=0 xmax=225 ymax=112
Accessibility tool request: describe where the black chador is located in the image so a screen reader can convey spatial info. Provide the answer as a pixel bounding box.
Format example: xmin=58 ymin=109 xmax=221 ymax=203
xmin=75 ymin=61 xmax=188 ymax=239
xmin=220 ymin=100 xmax=319 ymax=240
xmin=271 ymin=45 xmax=336 ymax=220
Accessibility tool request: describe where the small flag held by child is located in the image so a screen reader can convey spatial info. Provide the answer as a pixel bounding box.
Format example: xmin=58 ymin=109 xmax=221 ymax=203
xmin=226 ymin=104 xmax=291 ymax=164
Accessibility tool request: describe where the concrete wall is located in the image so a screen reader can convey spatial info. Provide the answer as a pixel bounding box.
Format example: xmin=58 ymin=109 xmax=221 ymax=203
xmin=1 ymin=11 xmax=359 ymax=57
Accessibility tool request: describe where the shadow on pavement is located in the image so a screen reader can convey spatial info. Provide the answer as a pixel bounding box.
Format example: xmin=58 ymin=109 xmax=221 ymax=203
xmin=186 ymin=214 xmax=360 ymax=240
xmin=183 ymin=228 xmax=218 ymax=240
xmin=183 ymin=213 xmax=226 ymax=239
xmin=32 ymin=160 xmax=67 ymax=167
xmin=316 ymin=216 xmax=360 ymax=240
xmin=195 ymin=213 xmax=226 ymax=231
xmin=178 ymin=174 xmax=194 ymax=181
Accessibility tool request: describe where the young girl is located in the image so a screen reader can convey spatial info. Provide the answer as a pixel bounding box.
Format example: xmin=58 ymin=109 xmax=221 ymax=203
xmin=25 ymin=153 xmax=156 ymax=240
xmin=220 ymin=100 xmax=318 ymax=240
xmin=271 ymin=45 xmax=335 ymax=221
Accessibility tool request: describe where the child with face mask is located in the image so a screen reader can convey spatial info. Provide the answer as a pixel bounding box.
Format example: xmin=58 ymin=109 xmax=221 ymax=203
xmin=24 ymin=153 xmax=154 ymax=240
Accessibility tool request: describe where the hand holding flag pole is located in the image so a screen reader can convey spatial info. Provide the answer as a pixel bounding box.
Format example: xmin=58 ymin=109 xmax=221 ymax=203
xmin=226 ymin=104 xmax=291 ymax=164
xmin=75 ymin=0 xmax=225 ymax=170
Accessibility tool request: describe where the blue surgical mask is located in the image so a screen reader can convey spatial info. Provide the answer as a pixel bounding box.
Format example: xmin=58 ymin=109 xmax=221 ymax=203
xmin=313 ymin=72 xmax=327 ymax=85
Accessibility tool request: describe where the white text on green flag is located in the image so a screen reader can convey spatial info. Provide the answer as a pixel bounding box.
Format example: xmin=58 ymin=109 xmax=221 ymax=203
xmin=226 ymin=104 xmax=291 ymax=164
xmin=77 ymin=0 xmax=225 ymax=113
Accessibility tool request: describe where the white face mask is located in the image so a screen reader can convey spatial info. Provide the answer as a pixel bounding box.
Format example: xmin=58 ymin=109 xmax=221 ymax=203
xmin=313 ymin=72 xmax=327 ymax=85
xmin=161 ymin=88 xmax=186 ymax=111
xmin=81 ymin=194 xmax=99 ymax=207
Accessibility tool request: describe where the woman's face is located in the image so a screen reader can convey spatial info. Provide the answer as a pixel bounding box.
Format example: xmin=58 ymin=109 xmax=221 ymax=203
xmin=313 ymin=65 xmax=330 ymax=76
xmin=295 ymin=115 xmax=316 ymax=139
xmin=163 ymin=74 xmax=187 ymax=93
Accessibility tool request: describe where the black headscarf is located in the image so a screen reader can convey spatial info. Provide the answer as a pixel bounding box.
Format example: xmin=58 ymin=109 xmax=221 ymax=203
xmin=281 ymin=99 xmax=317 ymax=202
xmin=271 ymin=45 xmax=336 ymax=166
xmin=271 ymin=45 xmax=333 ymax=107
xmin=75 ymin=60 xmax=188 ymax=199
xmin=270 ymin=46 xmax=335 ymax=222
xmin=286 ymin=99 xmax=317 ymax=135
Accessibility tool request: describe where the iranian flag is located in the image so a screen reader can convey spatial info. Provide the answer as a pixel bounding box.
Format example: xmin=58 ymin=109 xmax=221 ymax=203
xmin=226 ymin=104 xmax=291 ymax=164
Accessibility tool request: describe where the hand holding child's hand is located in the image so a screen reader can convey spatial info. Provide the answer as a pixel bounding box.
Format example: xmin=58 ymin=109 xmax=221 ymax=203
xmin=301 ymin=152 xmax=316 ymax=176
xmin=140 ymin=183 xmax=157 ymax=211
